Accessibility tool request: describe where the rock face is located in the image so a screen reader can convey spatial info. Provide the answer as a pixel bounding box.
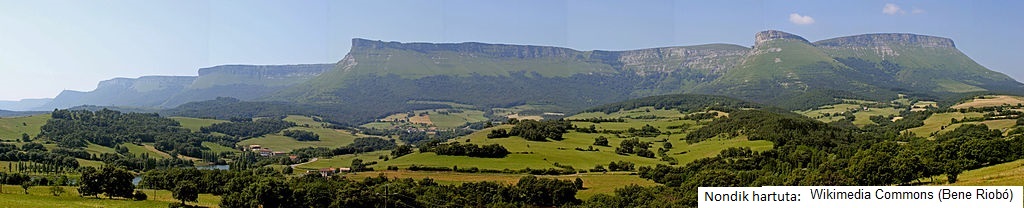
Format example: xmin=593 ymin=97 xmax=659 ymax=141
xmin=37 ymin=64 xmax=332 ymax=110
xmin=281 ymin=30 xmax=1022 ymax=116
xmin=755 ymin=30 xmax=810 ymax=47
xmin=814 ymin=33 xmax=955 ymax=48
xmin=40 ymin=76 xmax=196 ymax=109
xmin=0 ymin=98 xmax=52 ymax=111
xmin=596 ymin=44 xmax=749 ymax=75
xmin=352 ymin=38 xmax=579 ymax=59
xmin=37 ymin=30 xmax=1024 ymax=119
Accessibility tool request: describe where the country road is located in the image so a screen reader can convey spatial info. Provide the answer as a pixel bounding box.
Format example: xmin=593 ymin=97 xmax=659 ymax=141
xmin=290 ymin=157 xmax=318 ymax=168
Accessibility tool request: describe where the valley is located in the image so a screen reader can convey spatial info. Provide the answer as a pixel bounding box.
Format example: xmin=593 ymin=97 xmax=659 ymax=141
xmin=1 ymin=92 xmax=1021 ymax=207
xmin=0 ymin=29 xmax=1022 ymax=208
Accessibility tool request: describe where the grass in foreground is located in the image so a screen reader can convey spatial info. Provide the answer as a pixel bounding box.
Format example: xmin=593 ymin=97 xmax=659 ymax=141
xmin=0 ymin=185 xmax=220 ymax=208
xmin=953 ymin=159 xmax=1024 ymax=186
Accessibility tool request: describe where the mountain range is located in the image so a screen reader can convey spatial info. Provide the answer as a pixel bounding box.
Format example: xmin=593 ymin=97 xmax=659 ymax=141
xmin=4 ymin=30 xmax=1021 ymax=123
xmin=4 ymin=64 xmax=332 ymax=111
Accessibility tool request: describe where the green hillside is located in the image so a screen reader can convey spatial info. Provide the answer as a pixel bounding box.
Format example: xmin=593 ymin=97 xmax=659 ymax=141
xmin=0 ymin=114 xmax=48 ymax=140
xmin=815 ymin=34 xmax=1021 ymax=94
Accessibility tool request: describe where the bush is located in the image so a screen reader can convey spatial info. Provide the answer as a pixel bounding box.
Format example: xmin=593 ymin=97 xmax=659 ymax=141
xmin=133 ymin=190 xmax=148 ymax=201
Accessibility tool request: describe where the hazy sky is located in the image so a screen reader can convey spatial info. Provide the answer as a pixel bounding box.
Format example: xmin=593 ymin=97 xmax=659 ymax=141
xmin=1 ymin=0 xmax=1022 ymax=101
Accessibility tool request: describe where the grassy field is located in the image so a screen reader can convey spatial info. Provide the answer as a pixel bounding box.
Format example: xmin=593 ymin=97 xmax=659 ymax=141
xmin=666 ymin=135 xmax=773 ymax=164
xmin=567 ymin=107 xmax=688 ymax=120
xmin=0 ymin=114 xmax=49 ymax=141
xmin=0 ymin=185 xmax=220 ymax=208
xmin=952 ymin=95 xmax=1024 ymax=109
xmin=938 ymin=119 xmax=1018 ymax=135
xmin=122 ymin=143 xmax=171 ymax=159
xmin=343 ymin=171 xmax=657 ymax=199
xmin=201 ymin=142 xmax=238 ymax=154
xmin=906 ymin=112 xmax=984 ymax=137
xmin=953 ymin=159 xmax=1024 ymax=186
xmin=239 ymin=116 xmax=377 ymax=152
xmin=363 ymin=109 xmax=488 ymax=129
xmin=852 ymin=107 xmax=899 ymax=126
xmin=911 ymin=101 xmax=938 ymax=111
xmin=796 ymin=103 xmax=861 ymax=123
xmin=170 ymin=117 xmax=226 ymax=132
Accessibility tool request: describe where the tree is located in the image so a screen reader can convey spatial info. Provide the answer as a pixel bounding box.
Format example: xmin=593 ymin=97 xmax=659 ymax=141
xmin=173 ymin=181 xmax=199 ymax=205
xmin=78 ymin=166 xmax=135 ymax=199
xmin=21 ymin=181 xmax=31 ymax=194
xmin=351 ymin=159 xmax=364 ymax=172
xmin=21 ymin=133 xmax=30 ymax=142
xmin=574 ymin=177 xmax=584 ymax=190
xmin=50 ymin=185 xmax=65 ymax=196
xmin=282 ymin=166 xmax=294 ymax=174
xmin=78 ymin=167 xmax=103 ymax=197
xmin=594 ymin=136 xmax=609 ymax=146
xmin=391 ymin=144 xmax=413 ymax=158
xmin=101 ymin=166 xmax=136 ymax=199
xmin=133 ymin=190 xmax=148 ymax=201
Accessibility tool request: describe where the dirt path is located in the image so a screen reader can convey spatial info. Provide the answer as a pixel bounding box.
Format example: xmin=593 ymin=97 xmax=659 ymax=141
xmin=290 ymin=157 xmax=318 ymax=168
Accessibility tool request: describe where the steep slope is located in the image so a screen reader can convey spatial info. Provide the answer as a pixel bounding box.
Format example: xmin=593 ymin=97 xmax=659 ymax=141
xmin=159 ymin=64 xmax=331 ymax=107
xmin=272 ymin=38 xmax=750 ymax=112
xmin=40 ymin=76 xmax=196 ymax=110
xmin=814 ymin=33 xmax=1023 ymax=94
xmin=37 ymin=64 xmax=332 ymax=110
xmin=695 ymin=30 xmax=898 ymax=109
xmin=0 ymin=98 xmax=52 ymax=111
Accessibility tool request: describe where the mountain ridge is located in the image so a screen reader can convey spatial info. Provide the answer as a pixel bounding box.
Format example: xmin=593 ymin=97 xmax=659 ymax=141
xmin=21 ymin=30 xmax=1023 ymax=124
xmin=271 ymin=30 xmax=1021 ymax=118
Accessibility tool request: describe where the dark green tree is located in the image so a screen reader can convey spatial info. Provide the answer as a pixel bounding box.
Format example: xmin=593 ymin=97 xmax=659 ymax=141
xmin=77 ymin=167 xmax=102 ymax=197
xmin=172 ymin=181 xmax=199 ymax=205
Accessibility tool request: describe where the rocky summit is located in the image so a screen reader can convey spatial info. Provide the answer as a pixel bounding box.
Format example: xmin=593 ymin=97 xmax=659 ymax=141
xmin=25 ymin=30 xmax=1024 ymax=123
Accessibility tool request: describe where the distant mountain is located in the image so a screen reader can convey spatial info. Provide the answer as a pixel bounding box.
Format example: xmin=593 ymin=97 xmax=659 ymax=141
xmin=0 ymin=110 xmax=46 ymax=117
xmin=47 ymin=30 xmax=1024 ymax=124
xmin=0 ymin=98 xmax=52 ymax=111
xmin=37 ymin=64 xmax=332 ymax=110
xmin=270 ymin=38 xmax=751 ymax=112
xmin=270 ymin=31 xmax=1022 ymax=117
xmin=159 ymin=64 xmax=332 ymax=108
xmin=40 ymin=76 xmax=196 ymax=110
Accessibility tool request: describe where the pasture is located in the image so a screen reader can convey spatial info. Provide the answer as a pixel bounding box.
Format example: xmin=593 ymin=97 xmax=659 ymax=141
xmin=0 ymin=185 xmax=221 ymax=208
xmin=170 ymin=117 xmax=226 ymax=132
xmin=239 ymin=115 xmax=374 ymax=152
xmin=952 ymin=95 xmax=1024 ymax=109
xmin=0 ymin=114 xmax=48 ymax=141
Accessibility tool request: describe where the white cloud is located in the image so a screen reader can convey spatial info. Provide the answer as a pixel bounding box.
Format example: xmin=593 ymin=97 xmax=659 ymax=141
xmin=789 ymin=13 xmax=815 ymax=25
xmin=883 ymin=3 xmax=906 ymax=15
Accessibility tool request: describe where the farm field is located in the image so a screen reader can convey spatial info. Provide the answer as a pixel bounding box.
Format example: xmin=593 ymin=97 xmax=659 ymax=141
xmin=170 ymin=117 xmax=226 ymax=132
xmin=851 ymin=107 xmax=899 ymax=126
xmin=796 ymin=103 xmax=861 ymax=123
xmin=0 ymin=185 xmax=220 ymax=208
xmin=0 ymin=114 xmax=48 ymax=141
xmin=362 ymin=109 xmax=488 ymax=129
xmin=239 ymin=116 xmax=375 ymax=152
xmin=952 ymin=95 xmax=1024 ymax=109
xmin=906 ymin=112 xmax=985 ymax=137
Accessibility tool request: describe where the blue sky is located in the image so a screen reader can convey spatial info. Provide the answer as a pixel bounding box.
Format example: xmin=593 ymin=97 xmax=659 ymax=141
xmin=1 ymin=0 xmax=1022 ymax=101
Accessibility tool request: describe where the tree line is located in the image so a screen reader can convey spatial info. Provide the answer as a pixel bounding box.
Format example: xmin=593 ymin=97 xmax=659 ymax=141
xmin=200 ymin=118 xmax=295 ymax=138
xmin=40 ymin=109 xmax=236 ymax=159
xmin=638 ymin=109 xmax=1024 ymax=206
xmin=140 ymin=167 xmax=582 ymax=208
xmin=420 ymin=142 xmax=510 ymax=158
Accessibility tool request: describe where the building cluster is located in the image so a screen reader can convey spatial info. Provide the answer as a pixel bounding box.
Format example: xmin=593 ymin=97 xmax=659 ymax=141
xmin=247 ymin=144 xmax=286 ymax=157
